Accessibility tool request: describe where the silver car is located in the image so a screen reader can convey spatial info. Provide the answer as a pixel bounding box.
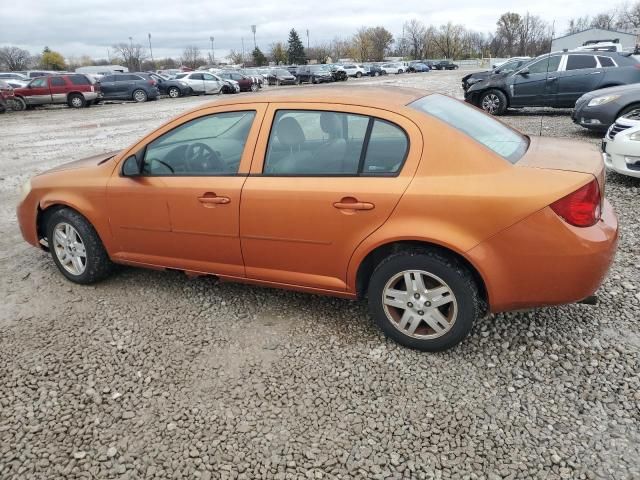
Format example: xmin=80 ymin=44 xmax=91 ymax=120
xmin=174 ymin=72 xmax=224 ymax=94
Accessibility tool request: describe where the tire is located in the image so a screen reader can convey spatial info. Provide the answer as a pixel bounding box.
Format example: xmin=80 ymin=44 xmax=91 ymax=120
xmin=93 ymin=99 xmax=102 ymax=105
xmin=10 ymin=97 xmax=26 ymax=111
xmin=168 ymin=87 xmax=180 ymax=98
xmin=374 ymin=71 xmax=380 ymax=77
xmin=356 ymin=72 xmax=362 ymax=78
xmin=367 ymin=249 xmax=480 ymax=352
xmin=398 ymin=69 xmax=404 ymax=74
xmin=479 ymin=89 xmax=507 ymax=115
xmin=276 ymin=79 xmax=281 ymax=86
xmin=67 ymin=94 xmax=86 ymax=108
xmin=250 ymin=83 xmax=259 ymax=92
xmin=46 ymin=208 xmax=114 ymax=285
xmin=616 ymin=103 xmax=640 ymax=119
xmin=132 ymin=89 xmax=147 ymax=103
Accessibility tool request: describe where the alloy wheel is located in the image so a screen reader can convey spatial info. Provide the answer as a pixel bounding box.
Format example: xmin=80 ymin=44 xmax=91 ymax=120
xmin=70 ymin=96 xmax=83 ymax=108
xmin=52 ymin=222 xmax=87 ymax=276
xmin=168 ymin=88 xmax=180 ymax=98
xmin=382 ymin=270 xmax=458 ymax=339
xmin=481 ymin=94 xmax=500 ymax=114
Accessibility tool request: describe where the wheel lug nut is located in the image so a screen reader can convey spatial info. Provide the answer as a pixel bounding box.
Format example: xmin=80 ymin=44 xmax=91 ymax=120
xmin=425 ymin=301 xmax=431 ymax=307
xmin=418 ymin=310 xmax=424 ymax=316
xmin=414 ymin=293 xmax=420 ymax=299
xmin=407 ymin=302 xmax=413 ymax=308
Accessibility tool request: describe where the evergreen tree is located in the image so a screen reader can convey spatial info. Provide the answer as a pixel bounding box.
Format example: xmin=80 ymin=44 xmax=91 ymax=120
xmin=287 ymin=29 xmax=306 ymax=64
xmin=252 ymin=47 xmax=267 ymax=66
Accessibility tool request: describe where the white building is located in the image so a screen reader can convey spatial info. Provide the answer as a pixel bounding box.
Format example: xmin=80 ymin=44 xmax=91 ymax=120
xmin=551 ymin=28 xmax=637 ymax=52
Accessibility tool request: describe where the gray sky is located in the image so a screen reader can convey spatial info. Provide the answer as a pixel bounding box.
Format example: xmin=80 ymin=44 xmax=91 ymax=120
xmin=0 ymin=1 xmax=612 ymax=61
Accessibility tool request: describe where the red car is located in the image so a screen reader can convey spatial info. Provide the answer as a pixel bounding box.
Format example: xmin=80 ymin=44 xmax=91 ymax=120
xmin=12 ymin=74 xmax=100 ymax=110
xmin=217 ymin=71 xmax=261 ymax=92
xmin=0 ymin=80 xmax=15 ymax=113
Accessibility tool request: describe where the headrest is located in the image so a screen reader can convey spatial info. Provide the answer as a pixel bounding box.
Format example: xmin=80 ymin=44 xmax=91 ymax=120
xmin=275 ymin=117 xmax=305 ymax=146
xmin=320 ymin=112 xmax=342 ymax=137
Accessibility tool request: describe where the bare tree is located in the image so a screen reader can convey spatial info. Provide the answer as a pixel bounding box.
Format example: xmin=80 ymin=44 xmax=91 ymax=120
xmin=518 ymin=13 xmax=548 ymax=56
xmin=566 ymin=16 xmax=591 ymax=35
xmin=306 ymin=44 xmax=332 ymax=63
xmin=404 ymin=19 xmax=426 ymax=59
xmin=591 ymin=12 xmax=617 ymax=29
xmin=112 ymin=43 xmax=147 ymax=71
xmin=0 ymin=46 xmax=32 ymax=71
xmin=617 ymin=2 xmax=640 ymax=29
xmin=495 ymin=12 xmax=522 ymax=56
xmin=431 ymin=23 xmax=466 ymax=59
xmin=181 ymin=45 xmax=204 ymax=69
xmin=351 ymin=27 xmax=372 ymax=62
xmin=269 ymin=42 xmax=288 ymax=64
xmin=228 ymin=49 xmax=246 ymax=65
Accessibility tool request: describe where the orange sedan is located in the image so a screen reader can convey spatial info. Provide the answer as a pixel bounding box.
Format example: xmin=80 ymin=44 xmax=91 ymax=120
xmin=17 ymin=87 xmax=618 ymax=351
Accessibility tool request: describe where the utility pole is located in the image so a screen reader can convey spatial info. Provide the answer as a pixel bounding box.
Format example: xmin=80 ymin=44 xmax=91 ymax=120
xmin=241 ymin=37 xmax=245 ymax=66
xmin=128 ymin=37 xmax=133 ymax=70
xmin=306 ymin=29 xmax=309 ymax=49
xmin=148 ymin=33 xmax=154 ymax=68
xmin=210 ymin=36 xmax=215 ymax=64
xmin=251 ymin=25 xmax=257 ymax=49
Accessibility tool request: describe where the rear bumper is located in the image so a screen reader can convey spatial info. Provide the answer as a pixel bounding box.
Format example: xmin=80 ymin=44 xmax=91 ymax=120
xmin=467 ymin=202 xmax=618 ymax=313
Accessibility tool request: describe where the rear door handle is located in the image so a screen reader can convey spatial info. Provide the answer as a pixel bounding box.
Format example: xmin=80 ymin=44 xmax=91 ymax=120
xmin=547 ymin=76 xmax=557 ymax=80
xmin=591 ymin=71 xmax=602 ymax=75
xmin=333 ymin=197 xmax=375 ymax=211
xmin=198 ymin=193 xmax=230 ymax=205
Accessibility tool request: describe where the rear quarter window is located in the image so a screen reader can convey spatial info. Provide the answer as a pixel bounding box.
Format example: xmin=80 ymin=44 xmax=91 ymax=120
xmin=597 ymin=56 xmax=616 ymax=67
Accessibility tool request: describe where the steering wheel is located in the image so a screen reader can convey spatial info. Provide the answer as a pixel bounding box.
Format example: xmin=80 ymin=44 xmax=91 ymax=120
xmin=185 ymin=142 xmax=223 ymax=173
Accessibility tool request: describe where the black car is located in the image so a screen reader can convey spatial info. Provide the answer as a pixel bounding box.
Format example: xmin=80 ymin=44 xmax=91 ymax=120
xmin=328 ymin=65 xmax=348 ymax=81
xmin=433 ymin=60 xmax=459 ymax=70
xmin=573 ymin=83 xmax=640 ymax=132
xmin=267 ymin=68 xmax=297 ymax=86
xmin=365 ymin=64 xmax=385 ymax=77
xmin=295 ymin=65 xmax=333 ymax=84
xmin=140 ymin=73 xmax=192 ymax=98
xmin=98 ymin=73 xmax=160 ymax=103
xmin=465 ymin=51 xmax=640 ymax=115
xmin=461 ymin=57 xmax=531 ymax=91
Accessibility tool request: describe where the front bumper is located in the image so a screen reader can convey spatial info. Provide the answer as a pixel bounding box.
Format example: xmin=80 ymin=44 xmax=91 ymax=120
xmin=467 ymin=202 xmax=618 ymax=312
xmin=602 ymin=134 xmax=640 ymax=178
xmin=572 ymin=103 xmax=615 ymax=132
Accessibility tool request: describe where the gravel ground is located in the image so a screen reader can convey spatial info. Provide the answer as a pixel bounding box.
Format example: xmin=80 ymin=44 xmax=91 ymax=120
xmin=0 ymin=71 xmax=639 ymax=480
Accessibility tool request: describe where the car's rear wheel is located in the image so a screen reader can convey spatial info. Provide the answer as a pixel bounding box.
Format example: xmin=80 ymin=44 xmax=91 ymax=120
xmin=46 ymin=208 xmax=114 ymax=284
xmin=250 ymin=83 xmax=259 ymax=92
xmin=168 ymin=87 xmax=180 ymax=98
xmin=368 ymin=250 xmax=480 ymax=351
xmin=479 ymin=89 xmax=507 ymax=115
xmin=132 ymin=89 xmax=147 ymax=103
xmin=67 ymin=94 xmax=86 ymax=108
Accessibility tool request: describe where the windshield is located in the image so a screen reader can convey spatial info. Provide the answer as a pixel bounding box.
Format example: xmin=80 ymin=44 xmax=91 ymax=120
xmin=410 ymin=94 xmax=528 ymax=163
xmin=309 ymin=65 xmax=329 ymax=72
xmin=496 ymin=59 xmax=525 ymax=73
xmin=274 ymin=69 xmax=290 ymax=76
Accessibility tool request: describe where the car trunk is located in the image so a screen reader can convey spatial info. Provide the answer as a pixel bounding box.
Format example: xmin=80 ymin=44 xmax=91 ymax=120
xmin=517 ymin=136 xmax=605 ymax=196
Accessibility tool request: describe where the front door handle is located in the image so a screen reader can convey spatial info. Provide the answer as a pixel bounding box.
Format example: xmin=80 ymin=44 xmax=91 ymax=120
xmin=547 ymin=76 xmax=557 ymax=81
xmin=198 ymin=193 xmax=230 ymax=205
xmin=333 ymin=197 xmax=375 ymax=211
xmin=590 ymin=71 xmax=602 ymax=75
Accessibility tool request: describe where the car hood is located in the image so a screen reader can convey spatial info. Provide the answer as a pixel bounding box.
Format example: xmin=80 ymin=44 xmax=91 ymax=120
xmin=578 ymin=83 xmax=640 ymax=101
xmin=467 ymin=72 xmax=510 ymax=93
xmin=41 ymin=150 xmax=120 ymax=175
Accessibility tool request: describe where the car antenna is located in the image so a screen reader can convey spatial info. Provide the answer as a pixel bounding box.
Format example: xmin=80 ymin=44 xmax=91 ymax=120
xmin=539 ymin=20 xmax=556 ymax=137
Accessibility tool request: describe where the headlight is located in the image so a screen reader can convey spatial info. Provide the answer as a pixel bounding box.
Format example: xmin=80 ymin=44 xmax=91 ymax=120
xmin=179 ymin=81 xmax=188 ymax=86
xmin=628 ymin=130 xmax=640 ymax=141
xmin=587 ymin=95 xmax=620 ymax=107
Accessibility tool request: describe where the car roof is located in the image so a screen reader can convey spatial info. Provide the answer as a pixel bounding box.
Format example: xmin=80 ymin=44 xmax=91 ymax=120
xmin=200 ymin=86 xmax=426 ymax=108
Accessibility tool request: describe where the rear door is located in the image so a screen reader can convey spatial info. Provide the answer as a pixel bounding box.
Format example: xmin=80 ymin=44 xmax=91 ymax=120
xmin=556 ymin=54 xmax=601 ymax=107
xmin=511 ymin=55 xmax=562 ymax=107
xmin=239 ymin=103 xmax=422 ymax=292
xmin=48 ymin=76 xmax=67 ymax=104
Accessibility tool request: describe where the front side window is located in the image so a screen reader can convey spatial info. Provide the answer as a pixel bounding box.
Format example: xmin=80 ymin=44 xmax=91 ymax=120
xmin=30 ymin=78 xmax=47 ymax=88
xmin=410 ymin=94 xmax=528 ymax=163
xmin=566 ymin=55 xmax=597 ymax=70
xmin=141 ymin=111 xmax=256 ymax=176
xmin=526 ymin=56 xmax=561 ymax=74
xmin=203 ymin=73 xmax=216 ymax=81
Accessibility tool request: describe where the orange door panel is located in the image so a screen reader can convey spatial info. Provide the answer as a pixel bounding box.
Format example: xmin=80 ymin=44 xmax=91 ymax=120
xmin=240 ymin=103 xmax=423 ymax=291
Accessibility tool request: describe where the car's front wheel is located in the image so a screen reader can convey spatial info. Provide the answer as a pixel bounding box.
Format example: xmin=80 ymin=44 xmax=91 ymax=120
xmin=250 ymin=83 xmax=259 ymax=92
xmin=46 ymin=208 xmax=114 ymax=284
xmin=9 ymin=97 xmax=26 ymax=111
xmin=367 ymin=250 xmax=480 ymax=351
xmin=168 ymin=87 xmax=180 ymax=98
xmin=479 ymin=89 xmax=507 ymax=115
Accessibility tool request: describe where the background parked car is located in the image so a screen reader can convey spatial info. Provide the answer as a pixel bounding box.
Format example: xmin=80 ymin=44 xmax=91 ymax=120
xmin=296 ymin=65 xmax=333 ymax=84
xmin=465 ymin=51 xmax=640 ymax=115
xmin=12 ymin=74 xmax=99 ymax=110
xmin=573 ymin=83 xmax=640 ymax=132
xmin=408 ymin=62 xmax=430 ymax=73
xmin=381 ymin=63 xmax=405 ymax=74
xmin=211 ymin=74 xmax=240 ymax=94
xmin=341 ymin=64 xmax=366 ymax=77
xmin=0 ymin=80 xmax=15 ymax=113
xmin=98 ymin=73 xmax=159 ymax=103
xmin=173 ymin=72 xmax=224 ymax=95
xmin=16 ymin=70 xmax=58 ymax=79
xmin=601 ymin=110 xmax=640 ymax=178
xmin=461 ymin=57 xmax=531 ymax=91
xmin=0 ymin=72 xmax=29 ymax=81
xmin=365 ymin=64 xmax=386 ymax=76
xmin=141 ymin=72 xmax=192 ymax=98
xmin=217 ymin=71 xmax=260 ymax=92
xmin=433 ymin=60 xmax=459 ymax=70
xmin=267 ymin=68 xmax=297 ymax=86
xmin=327 ymin=64 xmax=348 ymax=81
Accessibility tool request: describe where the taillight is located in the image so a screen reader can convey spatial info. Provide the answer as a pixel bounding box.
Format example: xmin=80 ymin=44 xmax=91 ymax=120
xmin=550 ymin=179 xmax=601 ymax=227
xmin=148 ymin=79 xmax=156 ymax=86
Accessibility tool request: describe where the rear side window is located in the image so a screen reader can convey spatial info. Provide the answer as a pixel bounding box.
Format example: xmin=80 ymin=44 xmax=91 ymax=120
xmin=69 ymin=74 xmax=90 ymax=85
xmin=410 ymin=94 xmax=528 ymax=163
xmin=50 ymin=77 xmax=65 ymax=86
xmin=598 ymin=56 xmax=616 ymax=67
xmin=363 ymin=120 xmax=408 ymax=175
xmin=101 ymin=75 xmax=114 ymax=82
xmin=566 ymin=55 xmax=597 ymax=70
xmin=191 ymin=73 xmax=204 ymax=80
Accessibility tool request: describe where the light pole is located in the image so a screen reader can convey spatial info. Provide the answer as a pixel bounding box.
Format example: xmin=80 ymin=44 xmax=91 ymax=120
xmin=241 ymin=37 xmax=245 ymax=66
xmin=148 ymin=33 xmax=154 ymax=68
xmin=251 ymin=25 xmax=256 ymax=49
xmin=128 ymin=37 xmax=133 ymax=70
xmin=210 ymin=36 xmax=215 ymax=64
xmin=306 ymin=29 xmax=309 ymax=49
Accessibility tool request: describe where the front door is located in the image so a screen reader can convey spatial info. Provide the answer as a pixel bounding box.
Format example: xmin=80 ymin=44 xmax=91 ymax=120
xmin=107 ymin=105 xmax=266 ymax=277
xmin=24 ymin=77 xmax=50 ymax=105
xmin=240 ymin=104 xmax=422 ymax=292
xmin=202 ymin=73 xmax=221 ymax=94
xmin=511 ymin=55 xmax=562 ymax=107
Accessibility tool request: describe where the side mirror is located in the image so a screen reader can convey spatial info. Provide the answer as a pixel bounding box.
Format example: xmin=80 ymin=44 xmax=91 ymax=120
xmin=122 ymin=153 xmax=143 ymax=177
xmin=518 ymin=68 xmax=530 ymax=75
